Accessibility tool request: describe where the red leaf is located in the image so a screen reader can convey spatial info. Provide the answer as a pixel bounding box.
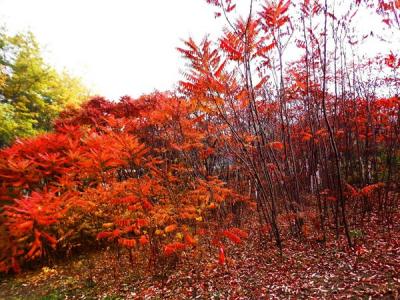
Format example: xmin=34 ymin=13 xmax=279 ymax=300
xmin=139 ymin=235 xmax=149 ymax=245
xmin=164 ymin=242 xmax=186 ymax=256
xmin=230 ymin=228 xmax=249 ymax=239
xmin=218 ymin=247 xmax=225 ymax=265
xmin=269 ymin=141 xmax=284 ymax=151
xmin=97 ymin=232 xmax=112 ymax=240
xmin=223 ymin=230 xmax=241 ymax=244
xmin=227 ymin=4 xmax=236 ymax=12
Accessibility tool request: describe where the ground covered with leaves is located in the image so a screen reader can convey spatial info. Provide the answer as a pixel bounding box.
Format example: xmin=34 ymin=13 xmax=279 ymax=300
xmin=1 ymin=214 xmax=399 ymax=300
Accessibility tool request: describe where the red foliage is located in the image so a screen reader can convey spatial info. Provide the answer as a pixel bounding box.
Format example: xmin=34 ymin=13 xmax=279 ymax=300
xmin=1 ymin=0 xmax=399 ymax=276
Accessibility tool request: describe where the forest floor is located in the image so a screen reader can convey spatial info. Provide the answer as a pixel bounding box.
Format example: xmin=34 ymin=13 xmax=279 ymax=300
xmin=1 ymin=213 xmax=400 ymax=300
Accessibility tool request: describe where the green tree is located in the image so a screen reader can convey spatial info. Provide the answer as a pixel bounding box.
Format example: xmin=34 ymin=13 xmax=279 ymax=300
xmin=0 ymin=29 xmax=90 ymax=147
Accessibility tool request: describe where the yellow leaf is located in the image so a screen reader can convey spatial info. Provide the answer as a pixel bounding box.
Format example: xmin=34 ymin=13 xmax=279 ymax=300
xmin=102 ymin=223 xmax=114 ymax=229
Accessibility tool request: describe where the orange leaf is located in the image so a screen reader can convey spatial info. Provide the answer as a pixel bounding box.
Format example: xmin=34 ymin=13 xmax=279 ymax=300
xmin=208 ymin=202 xmax=217 ymax=209
xmin=165 ymin=224 xmax=177 ymax=233
xmin=17 ymin=221 xmax=33 ymax=231
xmin=185 ymin=233 xmax=197 ymax=246
xmin=302 ymin=133 xmax=313 ymax=142
xmin=118 ymin=238 xmax=136 ymax=248
xmin=269 ymin=141 xmax=284 ymax=151
xmin=139 ymin=235 xmax=149 ymax=245
xmin=136 ymin=218 xmax=149 ymax=227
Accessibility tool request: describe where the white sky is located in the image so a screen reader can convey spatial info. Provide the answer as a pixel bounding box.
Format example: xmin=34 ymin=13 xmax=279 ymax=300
xmin=0 ymin=0 xmax=233 ymax=100
xmin=0 ymin=0 xmax=398 ymax=100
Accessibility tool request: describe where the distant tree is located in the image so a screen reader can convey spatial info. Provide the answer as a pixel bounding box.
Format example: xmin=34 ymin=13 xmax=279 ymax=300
xmin=0 ymin=29 xmax=90 ymax=147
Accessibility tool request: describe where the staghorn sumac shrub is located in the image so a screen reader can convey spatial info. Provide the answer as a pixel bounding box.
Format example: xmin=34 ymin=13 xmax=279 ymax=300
xmin=1 ymin=191 xmax=70 ymax=272
xmin=2 ymin=0 xmax=400 ymax=274
xmin=0 ymin=115 xmax=151 ymax=271
xmin=0 ymin=94 xmax=250 ymax=273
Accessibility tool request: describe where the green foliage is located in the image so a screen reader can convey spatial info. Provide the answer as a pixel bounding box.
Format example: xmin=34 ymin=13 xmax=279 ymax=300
xmin=40 ymin=291 xmax=65 ymax=300
xmin=349 ymin=229 xmax=364 ymax=239
xmin=0 ymin=28 xmax=90 ymax=147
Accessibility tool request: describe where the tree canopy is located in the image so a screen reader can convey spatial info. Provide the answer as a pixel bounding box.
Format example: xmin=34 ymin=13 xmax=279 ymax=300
xmin=0 ymin=29 xmax=90 ymax=147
